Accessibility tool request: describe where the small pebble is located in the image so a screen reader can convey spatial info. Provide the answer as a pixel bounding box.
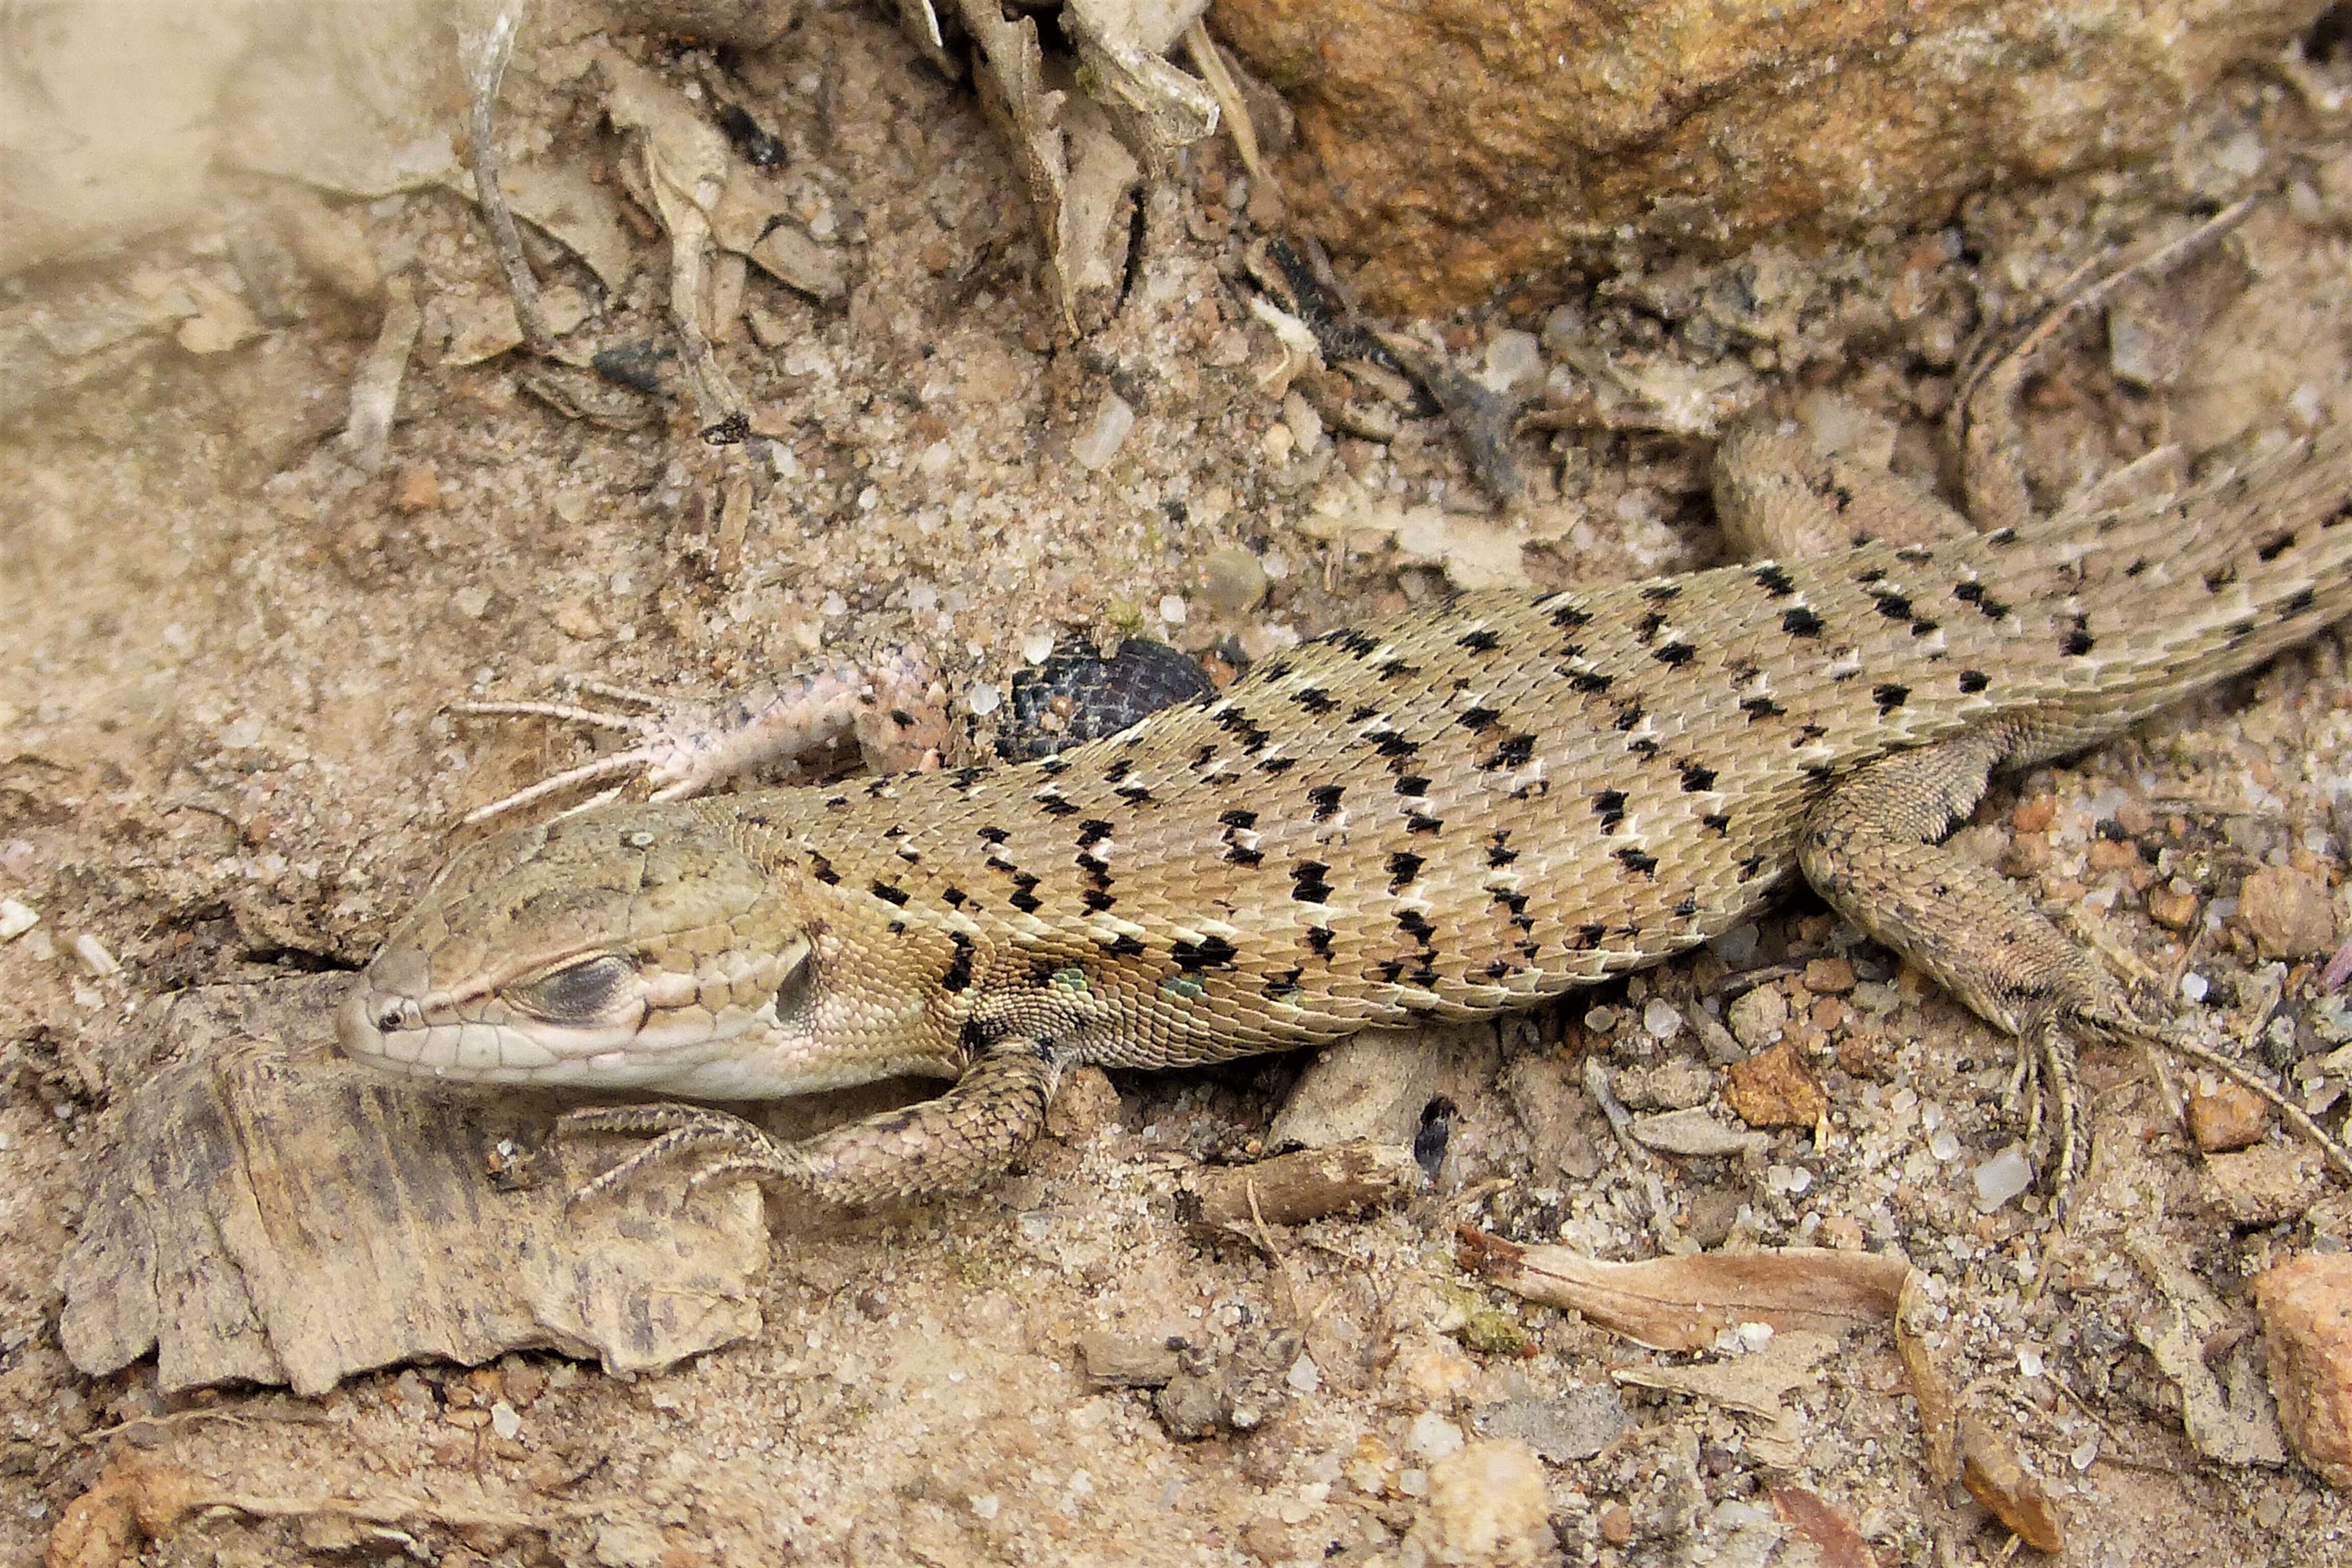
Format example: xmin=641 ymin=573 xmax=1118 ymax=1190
xmin=1801 ymin=956 xmax=1856 ymax=994
xmin=2148 ymin=884 xmax=2199 ymax=930
xmin=968 ymin=682 xmax=1002 ymax=717
xmin=0 ymin=900 xmax=36 ymax=942
xmin=2180 ymin=972 xmax=2211 ymax=1003
xmin=1403 ymin=1410 xmax=1465 ymax=1462
xmin=1021 ymin=626 xmax=1057 ymax=665
xmin=2187 ymin=1081 xmax=2271 ymax=1152
xmin=1726 ymin=985 xmax=1787 ymax=1050
xmin=1198 ymin=546 xmax=1268 ymax=615
xmin=1072 ymin=393 xmax=1135 ymax=470
xmin=2252 ymin=1253 xmax=2352 ymax=1487
xmin=1971 ymin=1144 xmax=2035 ymax=1212
xmin=72 ymin=933 xmax=119 ymax=978
xmin=1480 ymin=329 xmax=1544 ymax=394
xmin=489 ymin=1401 xmax=521 ymax=1440
xmin=1409 ymin=1441 xmax=1547 ymax=1565
xmin=2238 ymin=864 xmax=2337 ymax=960
xmin=2012 ymin=796 xmax=2057 ymax=834
xmin=1724 ymin=1038 xmax=1827 ymax=1128
xmin=1641 ymin=998 xmax=1683 ymax=1039
xmin=1157 ymin=595 xmax=1188 ymax=625
xmin=1708 ymin=922 xmax=1760 ymax=966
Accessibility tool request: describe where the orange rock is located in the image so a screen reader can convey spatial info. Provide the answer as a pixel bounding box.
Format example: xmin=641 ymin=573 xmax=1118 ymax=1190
xmin=2252 ymin=1253 xmax=2352 ymax=1488
xmin=1213 ymin=1 xmax=2323 ymax=313
xmin=1725 ymin=1040 xmax=1828 ymax=1129
xmin=2147 ymin=885 xmax=2199 ymax=931
xmin=2086 ymin=837 xmax=2142 ymax=873
xmin=2010 ymin=796 xmax=2057 ymax=834
xmin=2238 ymin=865 xmax=2337 ymax=960
xmin=391 ymin=462 xmax=441 ymax=512
xmin=1800 ymin=956 xmax=1856 ymax=995
xmin=2186 ymin=1081 xmax=2271 ymax=1153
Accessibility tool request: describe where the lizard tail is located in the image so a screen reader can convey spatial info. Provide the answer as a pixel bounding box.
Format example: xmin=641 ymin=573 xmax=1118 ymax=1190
xmin=1998 ymin=424 xmax=2352 ymax=716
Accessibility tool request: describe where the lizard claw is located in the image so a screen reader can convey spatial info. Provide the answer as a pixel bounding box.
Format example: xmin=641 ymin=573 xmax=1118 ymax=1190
xmin=554 ymin=1103 xmax=803 ymax=1208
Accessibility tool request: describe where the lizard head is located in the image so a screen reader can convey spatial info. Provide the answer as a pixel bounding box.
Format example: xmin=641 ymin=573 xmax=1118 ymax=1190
xmin=338 ymin=802 xmax=956 ymax=1098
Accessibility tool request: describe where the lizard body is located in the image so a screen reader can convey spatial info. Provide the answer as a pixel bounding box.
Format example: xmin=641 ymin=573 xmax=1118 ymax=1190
xmin=340 ymin=423 xmax=2352 ymax=1207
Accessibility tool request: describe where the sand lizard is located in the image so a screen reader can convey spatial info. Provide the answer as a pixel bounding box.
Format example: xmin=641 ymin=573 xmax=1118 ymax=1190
xmin=339 ymin=220 xmax=2352 ymax=1213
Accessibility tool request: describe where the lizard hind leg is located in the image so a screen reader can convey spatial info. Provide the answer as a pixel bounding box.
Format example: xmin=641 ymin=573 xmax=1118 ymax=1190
xmin=557 ymin=1043 xmax=1065 ymax=1211
xmin=1798 ymin=724 xmax=2122 ymax=1208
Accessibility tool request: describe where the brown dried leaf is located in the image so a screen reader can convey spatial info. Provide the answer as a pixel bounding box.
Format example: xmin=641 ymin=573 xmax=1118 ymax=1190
xmin=1768 ymin=1484 xmax=1876 ymax=1568
xmin=1959 ymin=1416 xmax=2064 ymax=1553
xmin=1894 ymin=1267 xmax=1960 ymax=1486
xmin=1456 ymin=1230 xmax=1907 ymax=1352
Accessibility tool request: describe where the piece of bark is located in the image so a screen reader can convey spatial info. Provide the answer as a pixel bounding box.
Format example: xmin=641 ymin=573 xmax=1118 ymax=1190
xmin=1183 ymin=1140 xmax=1424 ymax=1230
xmin=61 ymin=976 xmax=767 ymax=1395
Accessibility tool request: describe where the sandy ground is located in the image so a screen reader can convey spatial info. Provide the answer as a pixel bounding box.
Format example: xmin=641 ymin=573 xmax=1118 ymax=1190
xmin=2 ymin=7 xmax=2350 ymax=1565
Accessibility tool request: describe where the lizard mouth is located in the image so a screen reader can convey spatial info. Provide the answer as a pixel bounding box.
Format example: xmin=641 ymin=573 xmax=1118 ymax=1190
xmin=336 ymin=940 xmax=815 ymax=1092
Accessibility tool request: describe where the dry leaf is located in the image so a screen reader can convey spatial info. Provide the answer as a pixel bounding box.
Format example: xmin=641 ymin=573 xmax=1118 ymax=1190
xmin=1769 ymin=1484 xmax=1876 ymax=1568
xmin=502 ymin=160 xmax=637 ymax=290
xmin=1612 ymin=1329 xmax=1839 ymax=1466
xmin=2125 ymin=1233 xmax=2289 ymax=1467
xmin=1959 ymin=1417 xmax=2064 ymax=1553
xmin=1456 ymin=1231 xmax=1907 ymax=1352
xmin=1894 ymin=1267 xmax=1959 ymax=1485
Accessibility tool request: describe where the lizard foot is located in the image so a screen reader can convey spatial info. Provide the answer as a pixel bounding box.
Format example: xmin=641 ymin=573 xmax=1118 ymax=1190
xmin=451 ymin=649 xmax=950 ymax=825
xmin=553 ymin=1047 xmax=1063 ymax=1211
xmin=2004 ymin=1016 xmax=2088 ymax=1213
xmin=554 ymin=1103 xmax=811 ymax=1208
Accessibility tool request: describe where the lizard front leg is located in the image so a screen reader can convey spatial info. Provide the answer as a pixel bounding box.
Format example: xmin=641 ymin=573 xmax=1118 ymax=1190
xmin=559 ymin=1042 xmax=1064 ymax=1210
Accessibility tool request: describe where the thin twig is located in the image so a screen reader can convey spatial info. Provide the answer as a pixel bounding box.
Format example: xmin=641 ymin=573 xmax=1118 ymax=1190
xmin=463 ymin=5 xmax=552 ymax=357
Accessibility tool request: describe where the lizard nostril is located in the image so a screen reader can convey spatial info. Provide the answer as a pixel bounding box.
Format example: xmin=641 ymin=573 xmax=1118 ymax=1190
xmin=378 ymin=1006 xmax=404 ymax=1033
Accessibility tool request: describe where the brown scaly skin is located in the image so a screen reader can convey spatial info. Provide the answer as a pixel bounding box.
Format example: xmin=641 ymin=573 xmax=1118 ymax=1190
xmin=340 ymin=409 xmax=2352 ymax=1210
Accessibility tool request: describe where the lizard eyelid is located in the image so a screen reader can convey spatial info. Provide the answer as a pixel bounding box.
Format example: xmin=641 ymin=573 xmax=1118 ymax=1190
xmin=507 ymin=955 xmax=638 ymax=1023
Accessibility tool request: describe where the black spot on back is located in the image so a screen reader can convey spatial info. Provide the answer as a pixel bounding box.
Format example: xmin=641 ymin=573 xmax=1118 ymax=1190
xmin=1292 ymin=687 xmax=1340 ymax=715
xmin=1481 ymin=734 xmax=1537 ymax=770
xmin=1172 ymin=936 xmax=1238 ymax=972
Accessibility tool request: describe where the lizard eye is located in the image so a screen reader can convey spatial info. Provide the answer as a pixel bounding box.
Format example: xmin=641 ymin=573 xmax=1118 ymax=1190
xmin=772 ymin=939 xmax=817 ymax=1023
xmin=509 ymin=956 xmax=636 ymax=1023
